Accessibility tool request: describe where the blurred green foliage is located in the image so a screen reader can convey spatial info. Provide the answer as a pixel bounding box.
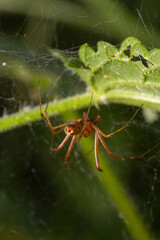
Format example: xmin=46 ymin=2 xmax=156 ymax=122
xmin=1 ymin=0 xmax=160 ymax=240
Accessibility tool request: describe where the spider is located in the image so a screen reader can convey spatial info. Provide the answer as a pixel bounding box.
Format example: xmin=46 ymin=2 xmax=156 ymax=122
xmin=39 ymin=83 xmax=155 ymax=172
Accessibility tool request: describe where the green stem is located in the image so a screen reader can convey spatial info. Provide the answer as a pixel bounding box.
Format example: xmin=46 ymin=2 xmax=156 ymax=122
xmin=106 ymin=87 xmax=160 ymax=110
xmin=1 ymin=86 xmax=160 ymax=133
xmin=0 ymin=92 xmax=101 ymax=133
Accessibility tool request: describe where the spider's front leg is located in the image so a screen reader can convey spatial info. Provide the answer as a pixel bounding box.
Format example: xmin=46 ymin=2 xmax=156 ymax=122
xmin=50 ymin=134 xmax=76 ymax=169
xmin=39 ymin=80 xmax=68 ymax=135
xmin=50 ymin=134 xmax=71 ymax=152
xmin=93 ymin=104 xmax=143 ymax=139
xmin=64 ymin=135 xmax=77 ymax=169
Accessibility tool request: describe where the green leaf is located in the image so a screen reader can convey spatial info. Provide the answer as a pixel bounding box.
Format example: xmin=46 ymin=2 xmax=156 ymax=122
xmin=52 ymin=37 xmax=160 ymax=92
xmin=2 ymin=36 xmax=160 ymax=134
xmin=78 ymin=41 xmax=118 ymax=72
xmin=148 ymin=48 xmax=160 ymax=66
xmin=92 ymin=60 xmax=144 ymax=90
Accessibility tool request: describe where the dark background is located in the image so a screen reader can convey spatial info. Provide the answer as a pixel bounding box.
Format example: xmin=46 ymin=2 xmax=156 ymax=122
xmin=0 ymin=0 xmax=160 ymax=239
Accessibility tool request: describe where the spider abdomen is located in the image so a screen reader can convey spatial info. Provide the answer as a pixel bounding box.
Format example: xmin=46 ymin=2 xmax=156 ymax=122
xmin=83 ymin=122 xmax=93 ymax=137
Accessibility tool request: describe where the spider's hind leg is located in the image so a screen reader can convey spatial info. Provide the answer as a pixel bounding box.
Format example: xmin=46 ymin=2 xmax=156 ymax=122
xmin=94 ymin=132 xmax=103 ymax=172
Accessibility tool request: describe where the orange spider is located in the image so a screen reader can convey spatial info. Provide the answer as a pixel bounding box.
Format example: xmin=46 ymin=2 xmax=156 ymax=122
xmin=39 ymin=83 xmax=148 ymax=172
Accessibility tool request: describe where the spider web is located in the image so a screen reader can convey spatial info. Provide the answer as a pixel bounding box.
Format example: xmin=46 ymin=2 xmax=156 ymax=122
xmin=0 ymin=0 xmax=160 ymax=240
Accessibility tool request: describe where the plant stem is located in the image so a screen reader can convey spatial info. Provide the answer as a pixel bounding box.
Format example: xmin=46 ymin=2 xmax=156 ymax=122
xmin=0 ymin=86 xmax=160 ymax=133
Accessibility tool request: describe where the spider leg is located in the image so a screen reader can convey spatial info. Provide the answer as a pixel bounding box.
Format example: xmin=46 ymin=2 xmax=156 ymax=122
xmin=44 ymin=102 xmax=70 ymax=132
xmin=93 ymin=104 xmax=143 ymax=138
xmin=50 ymin=134 xmax=71 ymax=152
xmin=64 ymin=135 xmax=77 ymax=169
xmin=50 ymin=134 xmax=77 ymax=169
xmin=97 ymin=132 xmax=138 ymax=159
xmin=39 ymin=79 xmax=68 ymax=135
xmin=78 ymin=92 xmax=94 ymax=142
xmin=133 ymin=141 xmax=160 ymax=159
xmin=97 ymin=129 xmax=160 ymax=160
xmin=41 ymin=111 xmax=66 ymax=135
xmin=94 ymin=132 xmax=103 ymax=172
xmin=44 ymin=107 xmax=69 ymax=135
